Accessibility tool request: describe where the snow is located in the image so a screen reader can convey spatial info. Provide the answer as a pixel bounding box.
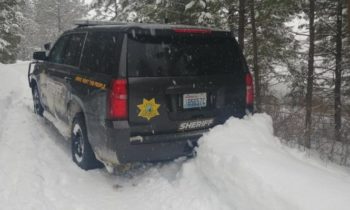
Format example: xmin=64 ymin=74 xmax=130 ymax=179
xmin=185 ymin=1 xmax=196 ymax=11
xmin=0 ymin=38 xmax=10 ymax=50
xmin=1 ymin=62 xmax=350 ymax=210
xmin=198 ymin=0 xmax=206 ymax=8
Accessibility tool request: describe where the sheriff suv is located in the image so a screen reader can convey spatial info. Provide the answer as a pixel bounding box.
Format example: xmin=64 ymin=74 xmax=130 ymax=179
xmin=29 ymin=21 xmax=254 ymax=170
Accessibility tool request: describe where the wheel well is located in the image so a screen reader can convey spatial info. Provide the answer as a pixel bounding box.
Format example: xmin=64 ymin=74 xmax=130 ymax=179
xmin=67 ymin=100 xmax=84 ymax=125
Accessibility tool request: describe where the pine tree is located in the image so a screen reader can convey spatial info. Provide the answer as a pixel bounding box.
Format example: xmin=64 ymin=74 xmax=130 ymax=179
xmin=334 ymin=0 xmax=343 ymax=142
xmin=91 ymin=0 xmax=223 ymax=26
xmin=310 ymin=0 xmax=348 ymax=144
xmin=0 ymin=0 xmax=22 ymax=63
xmin=348 ymin=0 xmax=350 ymax=33
xmin=17 ymin=0 xmax=39 ymax=60
xmin=305 ymin=0 xmax=315 ymax=148
xmin=238 ymin=0 xmax=245 ymax=50
xmin=134 ymin=0 xmax=190 ymax=24
xmin=244 ymin=0 xmax=300 ymax=104
xmin=34 ymin=0 xmax=88 ymax=44
xmin=249 ymin=0 xmax=261 ymax=112
xmin=91 ymin=0 xmax=146 ymax=22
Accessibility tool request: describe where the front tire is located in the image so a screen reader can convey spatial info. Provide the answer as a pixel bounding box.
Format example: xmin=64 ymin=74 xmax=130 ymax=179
xmin=71 ymin=113 xmax=102 ymax=170
xmin=32 ymin=86 xmax=44 ymax=116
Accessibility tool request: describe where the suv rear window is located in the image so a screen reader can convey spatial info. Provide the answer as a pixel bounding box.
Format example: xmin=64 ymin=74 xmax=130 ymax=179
xmin=63 ymin=33 xmax=86 ymax=67
xmin=127 ymin=35 xmax=242 ymax=77
xmin=80 ymin=32 xmax=120 ymax=74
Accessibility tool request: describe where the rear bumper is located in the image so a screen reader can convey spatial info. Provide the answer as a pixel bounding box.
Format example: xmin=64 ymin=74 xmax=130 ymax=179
xmin=130 ymin=129 xmax=206 ymax=144
xmin=106 ymin=122 xmax=207 ymax=164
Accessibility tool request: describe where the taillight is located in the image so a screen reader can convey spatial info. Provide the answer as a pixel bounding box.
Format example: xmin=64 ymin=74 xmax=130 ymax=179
xmin=173 ymin=28 xmax=212 ymax=34
xmin=108 ymin=79 xmax=128 ymax=120
xmin=245 ymin=72 xmax=254 ymax=106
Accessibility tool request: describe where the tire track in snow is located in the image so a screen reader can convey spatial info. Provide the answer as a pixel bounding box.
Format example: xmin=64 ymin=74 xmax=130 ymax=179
xmin=0 ymin=92 xmax=18 ymax=140
xmin=0 ymin=62 xmax=29 ymax=140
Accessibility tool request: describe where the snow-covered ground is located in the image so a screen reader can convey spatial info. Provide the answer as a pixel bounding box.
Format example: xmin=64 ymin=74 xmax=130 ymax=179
xmin=0 ymin=62 xmax=350 ymax=210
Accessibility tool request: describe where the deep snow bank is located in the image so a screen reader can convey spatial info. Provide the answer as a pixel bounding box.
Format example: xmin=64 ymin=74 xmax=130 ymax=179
xmin=190 ymin=114 xmax=350 ymax=210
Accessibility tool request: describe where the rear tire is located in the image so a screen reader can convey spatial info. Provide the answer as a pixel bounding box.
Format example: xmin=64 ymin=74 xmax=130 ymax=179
xmin=32 ymin=86 xmax=44 ymax=116
xmin=71 ymin=113 xmax=102 ymax=170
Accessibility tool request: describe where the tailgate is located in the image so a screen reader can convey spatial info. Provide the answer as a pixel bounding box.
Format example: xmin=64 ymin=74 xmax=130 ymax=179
xmin=126 ymin=30 xmax=247 ymax=136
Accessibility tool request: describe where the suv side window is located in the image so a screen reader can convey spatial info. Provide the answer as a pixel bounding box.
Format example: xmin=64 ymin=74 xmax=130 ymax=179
xmin=80 ymin=32 xmax=119 ymax=74
xmin=63 ymin=33 xmax=86 ymax=67
xmin=48 ymin=35 xmax=69 ymax=64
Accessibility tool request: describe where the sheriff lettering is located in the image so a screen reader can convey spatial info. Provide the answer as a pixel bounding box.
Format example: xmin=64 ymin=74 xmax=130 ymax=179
xmin=178 ymin=119 xmax=214 ymax=131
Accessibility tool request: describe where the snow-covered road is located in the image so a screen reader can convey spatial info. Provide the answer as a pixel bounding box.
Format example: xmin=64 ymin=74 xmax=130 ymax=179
xmin=1 ymin=62 xmax=350 ymax=210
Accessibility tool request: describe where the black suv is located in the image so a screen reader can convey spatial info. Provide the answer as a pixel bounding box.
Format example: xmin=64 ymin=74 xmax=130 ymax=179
xmin=28 ymin=21 xmax=254 ymax=170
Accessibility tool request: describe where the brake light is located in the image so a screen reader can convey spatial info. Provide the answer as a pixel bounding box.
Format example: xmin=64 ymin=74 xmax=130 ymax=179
xmin=245 ymin=72 xmax=254 ymax=106
xmin=173 ymin=28 xmax=212 ymax=34
xmin=108 ymin=79 xmax=128 ymax=120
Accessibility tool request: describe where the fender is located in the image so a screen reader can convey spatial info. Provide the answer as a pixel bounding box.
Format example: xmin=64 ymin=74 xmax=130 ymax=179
xmin=67 ymin=94 xmax=110 ymax=164
xmin=67 ymin=94 xmax=87 ymax=127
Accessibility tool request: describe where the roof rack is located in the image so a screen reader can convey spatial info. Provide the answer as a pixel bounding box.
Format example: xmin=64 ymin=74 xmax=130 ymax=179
xmin=74 ymin=20 xmax=126 ymax=28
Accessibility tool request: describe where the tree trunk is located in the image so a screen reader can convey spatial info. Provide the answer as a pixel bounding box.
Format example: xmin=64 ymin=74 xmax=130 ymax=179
xmin=334 ymin=0 xmax=343 ymax=142
xmin=238 ymin=0 xmax=245 ymax=51
xmin=228 ymin=4 xmax=235 ymax=36
xmin=348 ymin=0 xmax=350 ymax=34
xmin=250 ymin=0 xmax=261 ymax=112
xmin=304 ymin=0 xmax=315 ymax=149
xmin=114 ymin=0 xmax=118 ymax=20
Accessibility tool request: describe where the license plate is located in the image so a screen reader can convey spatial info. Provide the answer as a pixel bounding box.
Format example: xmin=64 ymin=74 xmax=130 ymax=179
xmin=183 ymin=93 xmax=207 ymax=109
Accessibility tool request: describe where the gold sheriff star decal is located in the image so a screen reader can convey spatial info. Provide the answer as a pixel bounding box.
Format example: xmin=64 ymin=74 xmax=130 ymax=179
xmin=137 ymin=98 xmax=161 ymax=121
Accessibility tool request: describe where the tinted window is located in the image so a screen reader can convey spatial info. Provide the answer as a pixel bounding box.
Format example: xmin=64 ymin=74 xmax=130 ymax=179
xmin=63 ymin=33 xmax=86 ymax=67
xmin=48 ymin=35 xmax=69 ymax=64
xmin=81 ymin=32 xmax=119 ymax=74
xmin=127 ymin=35 xmax=242 ymax=77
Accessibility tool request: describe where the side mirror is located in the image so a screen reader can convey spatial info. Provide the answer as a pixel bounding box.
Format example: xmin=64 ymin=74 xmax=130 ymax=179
xmin=33 ymin=51 xmax=47 ymax=61
xmin=44 ymin=43 xmax=51 ymax=51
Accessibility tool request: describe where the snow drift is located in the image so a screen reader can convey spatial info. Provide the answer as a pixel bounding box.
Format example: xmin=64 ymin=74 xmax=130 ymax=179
xmin=192 ymin=114 xmax=350 ymax=210
xmin=0 ymin=62 xmax=350 ymax=210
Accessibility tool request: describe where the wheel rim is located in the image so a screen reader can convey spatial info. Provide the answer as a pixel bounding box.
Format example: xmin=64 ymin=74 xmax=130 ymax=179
xmin=73 ymin=124 xmax=84 ymax=163
xmin=33 ymin=88 xmax=41 ymax=113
